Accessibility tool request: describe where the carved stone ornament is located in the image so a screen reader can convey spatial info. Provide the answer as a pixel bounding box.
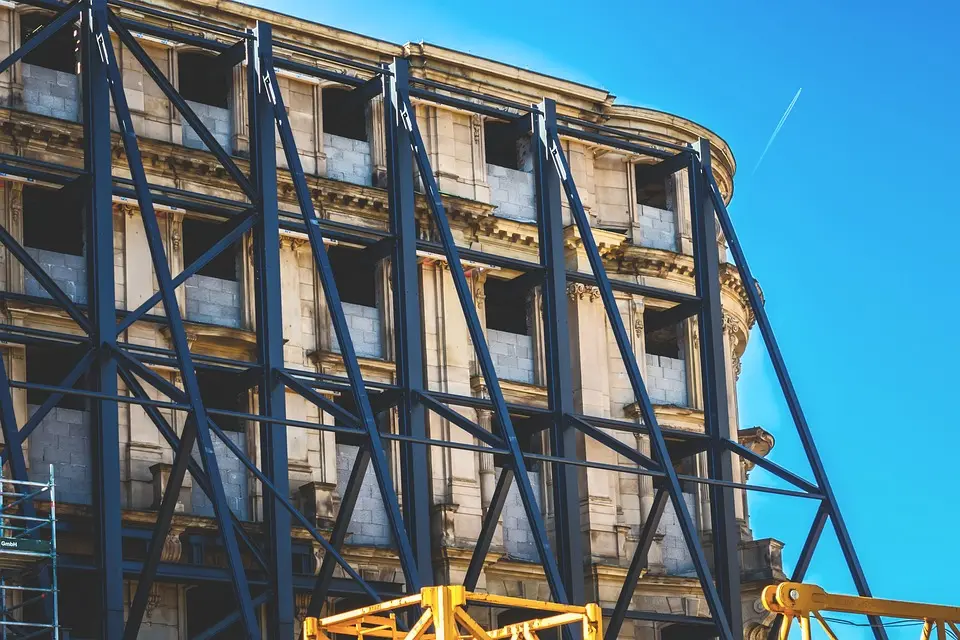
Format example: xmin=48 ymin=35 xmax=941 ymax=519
xmin=566 ymin=282 xmax=600 ymax=301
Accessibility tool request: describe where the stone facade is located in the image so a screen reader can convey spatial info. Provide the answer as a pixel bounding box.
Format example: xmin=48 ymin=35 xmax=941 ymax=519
xmin=182 ymin=100 xmax=232 ymax=152
xmin=0 ymin=3 xmax=778 ymax=639
xmin=22 ymin=63 xmax=79 ymax=122
xmin=184 ymin=273 xmax=242 ymax=328
xmin=24 ymin=246 xmax=87 ymax=303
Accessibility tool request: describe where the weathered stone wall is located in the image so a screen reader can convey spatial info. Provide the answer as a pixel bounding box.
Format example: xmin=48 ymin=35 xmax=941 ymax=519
xmin=183 ymin=100 xmax=232 ymax=152
xmin=24 ymin=247 xmax=86 ymax=303
xmin=191 ymin=430 xmax=249 ymax=520
xmin=26 ymin=405 xmax=92 ymax=505
xmin=324 ymin=133 xmax=373 ymax=186
xmin=336 ymin=443 xmax=390 ymax=546
xmin=498 ymin=467 xmax=542 ymax=561
xmin=184 ymin=274 xmax=242 ymax=328
xmin=329 ymin=302 xmax=382 ymax=359
xmin=638 ymin=204 xmax=678 ymax=251
xmin=644 ymin=354 xmax=688 ymax=406
xmin=487 ymin=164 xmax=536 ymax=221
xmin=22 ymin=63 xmax=79 ymax=122
xmin=659 ymin=492 xmax=699 ymax=575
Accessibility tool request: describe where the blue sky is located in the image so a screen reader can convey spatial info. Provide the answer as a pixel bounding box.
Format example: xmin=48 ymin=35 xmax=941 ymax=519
xmin=257 ymin=0 xmax=960 ymax=632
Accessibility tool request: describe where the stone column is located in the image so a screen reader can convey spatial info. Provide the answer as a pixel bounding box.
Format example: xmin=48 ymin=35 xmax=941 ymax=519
xmin=1 ymin=182 xmax=23 ymax=294
xmin=420 ymin=258 xmax=482 ymax=577
xmin=722 ymin=312 xmax=747 ymax=532
xmin=672 ymin=170 xmax=693 ymax=256
xmin=367 ymin=95 xmax=386 ymax=187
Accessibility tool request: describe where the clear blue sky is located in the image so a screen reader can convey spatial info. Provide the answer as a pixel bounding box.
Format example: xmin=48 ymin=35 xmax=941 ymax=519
xmin=257 ymin=0 xmax=960 ymax=632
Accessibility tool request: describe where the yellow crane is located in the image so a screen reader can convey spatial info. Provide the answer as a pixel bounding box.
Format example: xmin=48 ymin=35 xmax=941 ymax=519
xmin=300 ymin=581 xmax=960 ymax=640
xmin=762 ymin=582 xmax=960 ymax=640
xmin=301 ymin=586 xmax=601 ymax=640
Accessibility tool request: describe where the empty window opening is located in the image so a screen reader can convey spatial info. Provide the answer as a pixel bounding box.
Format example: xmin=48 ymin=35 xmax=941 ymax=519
xmin=484 ymin=120 xmax=521 ymax=170
xmin=178 ymin=51 xmax=231 ymax=108
xmin=327 ymin=245 xmax=377 ymax=307
xmin=635 ymin=167 xmax=669 ymax=210
xmin=186 ymin=583 xmax=237 ymax=639
xmin=26 ymin=344 xmax=89 ymax=411
xmin=196 ymin=369 xmax=246 ymax=432
xmin=183 ymin=217 xmax=240 ymax=281
xmin=23 ymin=185 xmax=84 ymax=255
xmin=665 ymin=438 xmax=698 ymax=492
xmin=57 ymin=572 xmax=103 ymax=640
xmin=485 ymin=277 xmax=527 ymax=335
xmin=643 ymin=309 xmax=681 ymax=359
xmin=20 ymin=12 xmax=78 ymax=74
xmin=323 ymin=87 xmax=367 ymax=141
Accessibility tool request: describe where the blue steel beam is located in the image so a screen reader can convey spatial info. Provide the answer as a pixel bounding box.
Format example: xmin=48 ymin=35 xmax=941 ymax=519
xmin=532 ymin=98 xmax=584 ymax=605
xmin=82 ymin=3 xmax=124 ymax=637
xmin=690 ymin=139 xmax=741 ymax=635
xmin=392 ymin=58 xmax=568 ymax=603
xmin=265 ymin=61 xmax=423 ymax=592
xmin=382 ymin=59 xmax=434 ymax=590
xmin=545 ymin=128 xmax=734 ymax=640
xmin=98 ymin=24 xmax=259 ymax=639
xmin=248 ymin=23 xmax=294 ymax=639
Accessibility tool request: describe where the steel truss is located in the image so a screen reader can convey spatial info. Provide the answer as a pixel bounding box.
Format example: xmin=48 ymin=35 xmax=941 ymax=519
xmin=0 ymin=1 xmax=884 ymax=639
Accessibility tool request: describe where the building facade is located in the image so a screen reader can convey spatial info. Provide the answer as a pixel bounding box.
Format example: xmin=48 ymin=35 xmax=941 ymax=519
xmin=0 ymin=1 xmax=784 ymax=638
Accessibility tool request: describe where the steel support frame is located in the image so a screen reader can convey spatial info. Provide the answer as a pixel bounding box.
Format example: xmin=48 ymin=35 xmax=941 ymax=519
xmin=0 ymin=2 xmax=884 ymax=639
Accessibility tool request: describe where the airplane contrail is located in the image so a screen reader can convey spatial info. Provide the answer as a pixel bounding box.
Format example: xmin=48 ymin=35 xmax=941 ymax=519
xmin=752 ymin=87 xmax=802 ymax=175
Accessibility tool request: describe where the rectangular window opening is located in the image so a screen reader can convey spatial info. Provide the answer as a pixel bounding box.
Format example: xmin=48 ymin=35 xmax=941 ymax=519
xmin=643 ymin=309 xmax=681 ymax=359
xmin=20 ymin=12 xmax=78 ymax=74
xmin=23 ymin=185 xmax=84 ymax=255
xmin=196 ymin=368 xmax=246 ymax=432
xmin=323 ymin=87 xmax=367 ymax=142
xmin=26 ymin=344 xmax=89 ymax=411
xmin=484 ymin=277 xmax=527 ymax=335
xmin=183 ymin=217 xmax=240 ymax=281
xmin=327 ymin=245 xmax=377 ymax=307
xmin=484 ymin=120 xmax=522 ymax=170
xmin=635 ymin=166 xmax=670 ymax=210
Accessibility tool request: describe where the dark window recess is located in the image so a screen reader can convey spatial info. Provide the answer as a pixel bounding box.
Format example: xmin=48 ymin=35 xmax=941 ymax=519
xmin=182 ymin=217 xmax=240 ymax=281
xmin=484 ymin=120 xmax=520 ymax=170
xmin=20 ymin=13 xmax=77 ymax=74
xmin=23 ymin=185 xmax=84 ymax=256
xmin=665 ymin=438 xmax=698 ymax=493
xmin=196 ymin=369 xmax=246 ymax=432
xmin=178 ymin=51 xmax=231 ymax=108
xmin=26 ymin=344 xmax=89 ymax=411
xmin=643 ymin=309 xmax=681 ymax=359
xmin=484 ymin=277 xmax=527 ymax=335
xmin=323 ymin=87 xmax=367 ymax=141
xmin=186 ymin=583 xmax=239 ymax=639
xmin=327 ymin=245 xmax=377 ymax=307
xmin=635 ymin=166 xmax=669 ymax=209
xmin=55 ymin=573 xmax=101 ymax=639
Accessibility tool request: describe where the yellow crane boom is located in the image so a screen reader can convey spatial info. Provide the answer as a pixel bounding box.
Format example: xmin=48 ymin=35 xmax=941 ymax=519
xmin=762 ymin=582 xmax=960 ymax=640
xmin=302 ymin=586 xmax=602 ymax=640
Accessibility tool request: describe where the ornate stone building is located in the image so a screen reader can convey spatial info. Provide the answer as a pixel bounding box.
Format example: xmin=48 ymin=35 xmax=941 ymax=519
xmin=0 ymin=0 xmax=783 ymax=638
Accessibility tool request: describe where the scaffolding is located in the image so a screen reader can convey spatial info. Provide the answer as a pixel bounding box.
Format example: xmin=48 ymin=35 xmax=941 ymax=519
xmin=0 ymin=466 xmax=59 ymax=639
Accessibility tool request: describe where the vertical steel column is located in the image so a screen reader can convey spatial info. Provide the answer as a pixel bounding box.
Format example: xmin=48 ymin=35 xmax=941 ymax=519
xmin=249 ymin=23 xmax=294 ymax=638
xmin=691 ymin=138 xmax=742 ymax=638
xmin=383 ymin=58 xmax=434 ymax=588
xmin=532 ymin=99 xmax=584 ymax=604
xmin=82 ymin=1 xmax=124 ymax=636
